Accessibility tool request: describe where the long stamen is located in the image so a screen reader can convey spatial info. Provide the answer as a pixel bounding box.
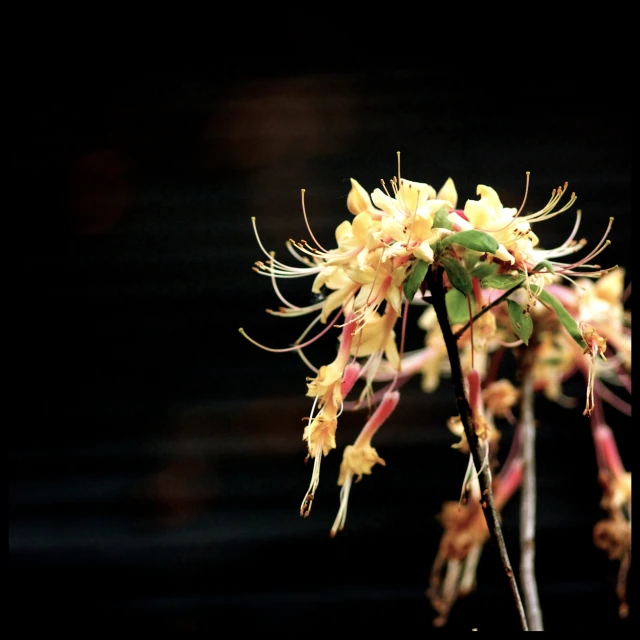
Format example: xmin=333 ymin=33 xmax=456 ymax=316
xmin=251 ymin=218 xmax=322 ymax=274
xmin=344 ymin=374 xmax=413 ymax=410
xmin=293 ymin=312 xmax=325 ymax=346
xmin=522 ymin=184 xmax=578 ymax=223
xmin=266 ymin=300 xmax=325 ymax=318
xmin=514 ymin=171 xmax=531 ymax=218
xmin=559 ymin=218 xmax=614 ymax=274
xmin=300 ymin=439 xmax=325 ymax=517
xmin=285 ymin=239 xmax=316 ymax=266
xmin=254 ymin=257 xmax=324 ymax=277
xmin=296 ymin=347 xmax=319 ymax=375
xmin=300 ymin=188 xmax=328 ymax=253
xmin=265 ymin=251 xmax=302 ymax=310
xmin=330 ymin=471 xmax=354 ymax=537
xmin=238 ymin=308 xmax=342 ymax=353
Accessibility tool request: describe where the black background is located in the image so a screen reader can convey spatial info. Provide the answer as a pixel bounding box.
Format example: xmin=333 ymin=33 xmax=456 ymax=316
xmin=13 ymin=52 xmax=632 ymax=633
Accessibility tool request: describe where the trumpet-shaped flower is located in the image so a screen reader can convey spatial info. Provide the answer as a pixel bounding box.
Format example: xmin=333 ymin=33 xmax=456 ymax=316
xmin=330 ymin=390 xmax=399 ymax=537
xmin=300 ymin=316 xmax=357 ymax=517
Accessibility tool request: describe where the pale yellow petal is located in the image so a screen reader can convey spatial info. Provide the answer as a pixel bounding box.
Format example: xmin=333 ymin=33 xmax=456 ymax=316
xmin=437 ymin=178 xmax=458 ymax=208
xmin=347 ymin=178 xmax=373 ymax=216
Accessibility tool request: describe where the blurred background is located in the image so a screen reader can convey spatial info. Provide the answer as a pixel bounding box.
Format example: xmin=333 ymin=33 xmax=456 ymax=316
xmin=13 ymin=56 xmax=631 ymax=632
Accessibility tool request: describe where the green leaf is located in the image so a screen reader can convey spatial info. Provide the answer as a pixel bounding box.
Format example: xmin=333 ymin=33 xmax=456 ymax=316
xmin=507 ymin=299 xmax=534 ymax=345
xmin=463 ymin=252 xmax=480 ymax=271
xmin=532 ymin=259 xmax=556 ymax=274
xmin=433 ymin=206 xmax=453 ymax=230
xmin=440 ymin=230 xmax=500 ymax=254
xmin=403 ymin=259 xmax=430 ymax=303
xmin=471 ymin=261 xmax=499 ymax=281
xmin=481 ymin=273 xmax=525 ymax=290
xmin=442 ymin=257 xmax=472 ymax=296
xmin=446 ymin=288 xmax=474 ymax=325
xmin=530 ymin=285 xmax=586 ymax=348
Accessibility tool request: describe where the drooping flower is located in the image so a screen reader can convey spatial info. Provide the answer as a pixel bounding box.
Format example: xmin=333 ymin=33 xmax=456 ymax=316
xmin=428 ymin=458 xmax=524 ymax=627
xmin=300 ymin=314 xmax=357 ymax=517
xmin=591 ymin=413 xmax=632 ymax=619
xmin=580 ymin=322 xmax=608 ymax=417
xmin=330 ymin=390 xmax=399 ymax=537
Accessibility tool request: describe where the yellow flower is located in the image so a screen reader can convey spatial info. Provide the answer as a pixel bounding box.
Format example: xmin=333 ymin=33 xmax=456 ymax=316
xmin=346 ymin=178 xmax=381 ymax=218
xmin=482 ymin=379 xmax=519 ymax=420
xmin=576 ymin=268 xmax=631 ymax=372
xmin=344 ymin=248 xmax=407 ymax=320
xmin=337 ymin=443 xmax=386 ymax=485
xmin=330 ymin=390 xmax=399 ymax=537
xmin=305 ymin=362 xmax=344 ymax=407
xmin=437 ymin=177 xmax=458 ymax=208
xmin=370 ymin=179 xmax=453 ymax=264
xmin=349 ymin=308 xmax=400 ymax=371
xmin=300 ymin=316 xmax=357 ymax=517
xmin=302 ymin=406 xmax=338 ymax=458
xmin=451 ymin=184 xmax=528 ymax=263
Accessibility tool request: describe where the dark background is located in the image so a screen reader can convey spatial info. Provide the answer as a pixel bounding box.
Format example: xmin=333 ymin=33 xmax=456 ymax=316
xmin=13 ymin=56 xmax=632 ymax=633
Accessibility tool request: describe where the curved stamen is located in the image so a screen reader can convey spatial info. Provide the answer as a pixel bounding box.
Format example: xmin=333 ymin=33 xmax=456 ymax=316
xmin=265 ymin=251 xmax=302 ymax=310
xmin=300 ymin=439 xmax=324 ymax=517
xmin=286 ymin=239 xmax=316 ymax=266
xmin=330 ymin=470 xmax=353 ymax=537
xmin=296 ymin=347 xmax=319 ymax=374
xmin=239 ymin=308 xmax=342 ymax=353
xmin=300 ymin=189 xmax=328 ymax=253
xmin=251 ymin=218 xmax=320 ymax=273
xmin=266 ymin=300 xmax=325 ymax=318
xmin=514 ymin=171 xmax=531 ymax=219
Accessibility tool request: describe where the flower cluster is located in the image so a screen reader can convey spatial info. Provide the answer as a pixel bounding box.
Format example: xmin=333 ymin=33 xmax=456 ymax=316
xmin=423 ymin=267 xmax=631 ymax=624
xmin=240 ymin=156 xmax=631 ymax=625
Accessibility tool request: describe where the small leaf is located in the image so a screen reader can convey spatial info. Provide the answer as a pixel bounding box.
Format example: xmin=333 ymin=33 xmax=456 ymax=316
xmin=532 ymin=259 xmax=556 ymax=275
xmin=481 ymin=273 xmax=525 ymax=290
xmin=531 ymin=285 xmax=586 ymax=348
xmin=433 ymin=206 xmax=453 ymax=230
xmin=446 ymin=288 xmax=474 ymax=325
xmin=440 ymin=229 xmax=500 ymax=254
xmin=471 ymin=261 xmax=499 ymax=280
xmin=403 ymin=259 xmax=430 ymax=303
xmin=507 ymin=299 xmax=533 ymax=345
xmin=464 ymin=252 xmax=480 ymax=271
xmin=442 ymin=257 xmax=472 ymax=296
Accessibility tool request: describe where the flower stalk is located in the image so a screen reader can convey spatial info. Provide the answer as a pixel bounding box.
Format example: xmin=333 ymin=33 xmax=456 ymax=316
xmin=426 ymin=264 xmax=529 ymax=631
xmin=517 ymin=341 xmax=544 ymax=630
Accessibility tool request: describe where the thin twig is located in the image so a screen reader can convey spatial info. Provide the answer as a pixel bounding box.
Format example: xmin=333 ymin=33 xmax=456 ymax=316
xmin=427 ymin=265 xmax=529 ymax=631
xmin=454 ymin=282 xmax=523 ymax=340
xmin=518 ymin=344 xmax=544 ymax=630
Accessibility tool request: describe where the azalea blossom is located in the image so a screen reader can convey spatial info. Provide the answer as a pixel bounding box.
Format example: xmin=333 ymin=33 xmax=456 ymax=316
xmin=241 ymin=158 xmax=630 ymax=628
xmin=330 ymin=390 xmax=399 ymax=537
